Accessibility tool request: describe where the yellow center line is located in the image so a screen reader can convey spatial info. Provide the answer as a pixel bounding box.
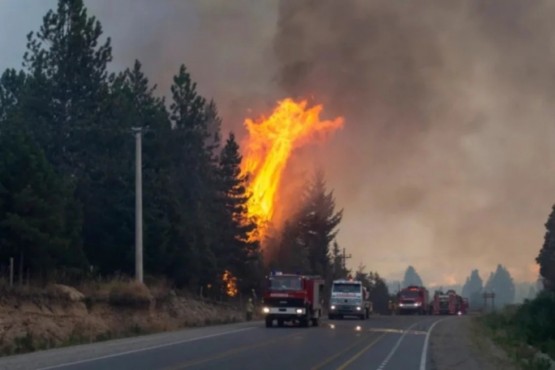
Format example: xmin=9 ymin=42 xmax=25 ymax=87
xmin=311 ymin=332 xmax=386 ymax=370
xmin=335 ymin=333 xmax=387 ymax=370
xmin=161 ymin=331 xmax=302 ymax=370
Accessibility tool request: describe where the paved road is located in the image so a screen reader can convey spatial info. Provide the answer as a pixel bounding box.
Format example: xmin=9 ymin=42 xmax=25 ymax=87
xmin=0 ymin=315 xmax=447 ymax=370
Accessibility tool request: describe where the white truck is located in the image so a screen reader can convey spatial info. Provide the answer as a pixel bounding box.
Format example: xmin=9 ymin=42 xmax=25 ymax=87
xmin=328 ymin=278 xmax=372 ymax=320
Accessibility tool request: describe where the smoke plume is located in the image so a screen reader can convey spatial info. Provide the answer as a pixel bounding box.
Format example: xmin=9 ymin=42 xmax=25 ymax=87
xmin=77 ymin=0 xmax=555 ymax=284
xmin=273 ymin=0 xmax=555 ymax=285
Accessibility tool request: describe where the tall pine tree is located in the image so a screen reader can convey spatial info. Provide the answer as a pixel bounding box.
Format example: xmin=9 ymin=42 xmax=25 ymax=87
xmin=216 ymin=132 xmax=260 ymax=292
xmin=537 ymin=204 xmax=555 ymax=292
xmin=166 ymin=64 xmax=219 ymax=288
xmin=0 ymin=122 xmax=85 ymax=280
xmin=277 ymin=170 xmax=342 ymax=277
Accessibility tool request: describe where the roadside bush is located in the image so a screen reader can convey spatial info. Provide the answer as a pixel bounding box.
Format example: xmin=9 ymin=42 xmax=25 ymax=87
xmin=514 ymin=291 xmax=555 ymax=357
xmin=108 ymin=281 xmax=153 ymax=308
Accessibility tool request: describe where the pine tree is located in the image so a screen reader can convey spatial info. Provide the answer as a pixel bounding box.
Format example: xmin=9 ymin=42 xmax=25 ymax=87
xmin=0 ymin=123 xmax=86 ymax=279
xmin=216 ymin=132 xmax=260 ymax=291
xmin=402 ymin=265 xmax=424 ymax=287
xmin=368 ymin=272 xmax=390 ymax=314
xmin=22 ymin=0 xmax=112 ymax=175
xmin=462 ymin=269 xmax=483 ymax=307
xmin=166 ymin=64 xmax=218 ymax=288
xmin=537 ymin=204 xmax=555 ymax=291
xmin=295 ymin=170 xmax=343 ymax=277
xmin=109 ymin=60 xmax=173 ymax=277
xmin=0 ymin=69 xmax=26 ymax=121
xmin=484 ymin=264 xmax=515 ymax=307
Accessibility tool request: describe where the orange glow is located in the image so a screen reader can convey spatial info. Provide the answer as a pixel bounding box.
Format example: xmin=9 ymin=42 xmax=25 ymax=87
xmin=241 ymin=98 xmax=344 ymax=240
xmin=222 ymin=270 xmax=238 ymax=297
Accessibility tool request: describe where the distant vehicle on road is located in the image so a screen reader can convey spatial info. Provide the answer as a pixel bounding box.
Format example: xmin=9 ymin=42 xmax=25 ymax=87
xmin=431 ymin=289 xmax=468 ymax=315
xmin=328 ymin=277 xmax=372 ymax=320
xmin=396 ymin=285 xmax=430 ymax=315
xmin=261 ymin=272 xmax=325 ymax=328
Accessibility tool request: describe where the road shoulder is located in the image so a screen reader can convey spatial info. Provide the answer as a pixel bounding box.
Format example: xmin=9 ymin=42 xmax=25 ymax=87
xmin=428 ymin=316 xmax=517 ymax=370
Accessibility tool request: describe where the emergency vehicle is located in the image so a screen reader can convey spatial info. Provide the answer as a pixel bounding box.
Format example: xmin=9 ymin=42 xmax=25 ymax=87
xmin=261 ymin=272 xmax=325 ymax=328
xmin=432 ymin=289 xmax=458 ymax=315
xmin=328 ymin=277 xmax=372 ymax=320
xmin=396 ymin=285 xmax=429 ymax=315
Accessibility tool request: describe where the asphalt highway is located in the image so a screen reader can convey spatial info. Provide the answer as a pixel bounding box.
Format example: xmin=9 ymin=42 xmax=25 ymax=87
xmin=0 ymin=315 xmax=448 ymax=370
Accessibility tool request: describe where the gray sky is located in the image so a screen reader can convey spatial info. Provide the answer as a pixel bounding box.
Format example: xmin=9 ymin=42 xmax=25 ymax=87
xmin=1 ymin=0 xmax=552 ymax=287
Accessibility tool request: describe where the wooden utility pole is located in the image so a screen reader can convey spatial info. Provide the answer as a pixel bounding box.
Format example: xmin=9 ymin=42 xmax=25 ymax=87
xmin=342 ymin=248 xmax=352 ymax=270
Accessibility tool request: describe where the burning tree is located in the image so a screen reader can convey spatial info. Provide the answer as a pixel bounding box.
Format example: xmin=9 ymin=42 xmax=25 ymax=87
xmin=240 ymin=98 xmax=344 ymax=242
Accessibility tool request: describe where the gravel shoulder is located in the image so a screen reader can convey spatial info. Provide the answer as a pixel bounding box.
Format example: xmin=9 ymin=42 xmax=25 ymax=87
xmin=429 ymin=315 xmax=517 ymax=370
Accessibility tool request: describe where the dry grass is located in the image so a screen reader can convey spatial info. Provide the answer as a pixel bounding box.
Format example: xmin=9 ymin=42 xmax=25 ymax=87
xmin=0 ymin=278 xmax=247 ymax=357
xmin=108 ymin=281 xmax=153 ymax=308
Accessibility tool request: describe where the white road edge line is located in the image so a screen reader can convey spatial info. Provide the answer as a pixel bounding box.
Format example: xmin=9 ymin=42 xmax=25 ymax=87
xmin=38 ymin=326 xmax=257 ymax=370
xmin=419 ymin=318 xmax=448 ymax=370
xmin=376 ymin=321 xmax=420 ymax=370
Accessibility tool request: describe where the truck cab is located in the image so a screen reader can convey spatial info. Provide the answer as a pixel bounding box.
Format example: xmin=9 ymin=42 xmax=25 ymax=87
xmin=261 ymin=272 xmax=325 ymax=328
xmin=397 ymin=285 xmax=429 ymax=315
xmin=328 ymin=278 xmax=371 ymax=320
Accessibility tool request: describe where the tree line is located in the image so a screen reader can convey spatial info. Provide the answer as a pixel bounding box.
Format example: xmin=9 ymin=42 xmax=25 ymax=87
xmin=0 ymin=0 xmax=390 ymax=303
xmin=0 ymin=0 xmax=261 ymax=295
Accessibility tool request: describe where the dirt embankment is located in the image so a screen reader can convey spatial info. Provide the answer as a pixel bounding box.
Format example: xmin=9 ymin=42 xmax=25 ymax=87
xmin=0 ymin=282 xmax=251 ymax=356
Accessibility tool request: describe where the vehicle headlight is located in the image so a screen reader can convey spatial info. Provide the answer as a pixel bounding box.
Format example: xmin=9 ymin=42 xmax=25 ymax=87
xmin=356 ymin=306 xmax=361 ymax=311
xmin=330 ymin=305 xmax=336 ymax=310
xmin=296 ymin=308 xmax=304 ymax=314
xmin=415 ymin=302 xmax=421 ymax=306
xmin=262 ymin=307 xmax=270 ymax=313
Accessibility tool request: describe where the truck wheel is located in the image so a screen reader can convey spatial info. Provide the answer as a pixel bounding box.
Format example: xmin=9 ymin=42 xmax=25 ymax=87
xmin=277 ymin=319 xmax=284 ymax=327
xmin=265 ymin=318 xmax=272 ymax=328
xmin=300 ymin=318 xmax=309 ymax=327
xmin=311 ymin=318 xmax=319 ymax=326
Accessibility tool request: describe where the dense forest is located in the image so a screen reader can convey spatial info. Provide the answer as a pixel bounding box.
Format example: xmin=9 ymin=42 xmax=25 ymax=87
xmin=0 ymin=0 xmax=390 ymax=304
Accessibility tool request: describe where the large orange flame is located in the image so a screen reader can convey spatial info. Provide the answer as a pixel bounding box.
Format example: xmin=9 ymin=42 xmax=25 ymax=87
xmin=241 ymin=98 xmax=344 ymax=240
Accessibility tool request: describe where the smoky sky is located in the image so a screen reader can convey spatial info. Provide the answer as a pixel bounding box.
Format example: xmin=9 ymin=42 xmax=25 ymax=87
xmin=271 ymin=0 xmax=555 ymax=285
xmin=2 ymin=0 xmax=554 ymax=285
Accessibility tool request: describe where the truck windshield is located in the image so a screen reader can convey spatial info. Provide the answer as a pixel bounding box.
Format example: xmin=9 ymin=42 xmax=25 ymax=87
xmin=332 ymin=283 xmax=360 ymax=293
xmin=269 ymin=276 xmax=302 ymax=290
xmin=400 ymin=290 xmax=420 ymax=298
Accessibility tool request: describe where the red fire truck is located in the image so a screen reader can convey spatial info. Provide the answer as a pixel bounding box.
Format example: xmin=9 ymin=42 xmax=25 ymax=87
xmin=396 ymin=285 xmax=429 ymax=315
xmin=261 ymin=272 xmax=325 ymax=328
xmin=432 ymin=289 xmax=459 ymax=315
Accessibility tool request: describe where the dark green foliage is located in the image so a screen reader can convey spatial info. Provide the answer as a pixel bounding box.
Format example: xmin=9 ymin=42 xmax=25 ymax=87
xmin=274 ymin=170 xmax=342 ymax=279
xmin=0 ymin=69 xmax=26 ymax=120
xmin=216 ymin=133 xmax=261 ymax=285
xmin=355 ymin=264 xmax=390 ymax=314
xmin=537 ymin=204 xmax=555 ymax=292
xmin=514 ymin=291 xmax=555 ymax=355
xmin=0 ymin=123 xmax=86 ymax=278
xmin=481 ymin=292 xmax=555 ymax=366
xmin=0 ymin=0 xmax=356 ymax=296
